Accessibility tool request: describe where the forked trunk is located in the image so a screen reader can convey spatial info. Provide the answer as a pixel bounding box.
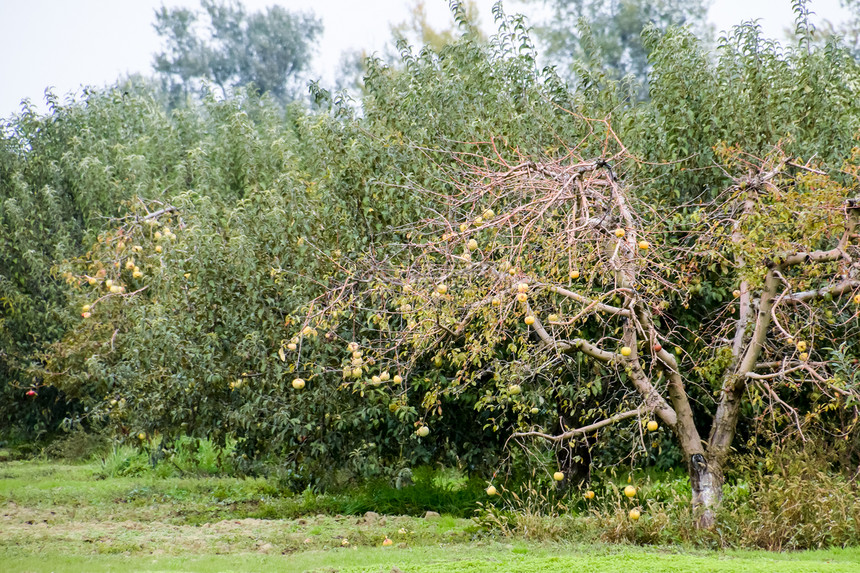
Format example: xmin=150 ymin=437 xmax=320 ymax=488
xmin=688 ymin=453 xmax=723 ymax=528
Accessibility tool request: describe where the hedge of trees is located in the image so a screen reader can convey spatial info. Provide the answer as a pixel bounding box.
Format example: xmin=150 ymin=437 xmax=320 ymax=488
xmin=2 ymin=2 xmax=859 ymax=521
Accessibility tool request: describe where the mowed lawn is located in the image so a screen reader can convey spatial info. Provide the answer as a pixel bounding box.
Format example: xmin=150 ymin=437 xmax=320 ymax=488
xmin=2 ymin=459 xmax=859 ymax=573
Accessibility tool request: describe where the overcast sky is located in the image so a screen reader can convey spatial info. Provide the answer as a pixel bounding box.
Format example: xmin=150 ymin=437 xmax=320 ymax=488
xmin=0 ymin=0 xmax=853 ymax=118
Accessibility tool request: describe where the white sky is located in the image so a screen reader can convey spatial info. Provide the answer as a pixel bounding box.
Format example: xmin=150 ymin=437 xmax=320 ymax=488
xmin=0 ymin=0 xmax=854 ymax=117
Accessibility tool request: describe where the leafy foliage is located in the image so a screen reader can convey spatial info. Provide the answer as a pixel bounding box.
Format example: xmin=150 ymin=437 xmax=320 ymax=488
xmin=153 ymin=0 xmax=322 ymax=105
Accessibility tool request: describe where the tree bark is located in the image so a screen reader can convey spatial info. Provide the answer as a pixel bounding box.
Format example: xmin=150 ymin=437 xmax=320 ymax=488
xmin=689 ymin=453 xmax=724 ymax=528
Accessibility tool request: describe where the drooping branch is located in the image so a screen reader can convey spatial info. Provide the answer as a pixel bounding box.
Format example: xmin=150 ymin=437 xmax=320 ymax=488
xmin=509 ymin=408 xmax=645 ymax=443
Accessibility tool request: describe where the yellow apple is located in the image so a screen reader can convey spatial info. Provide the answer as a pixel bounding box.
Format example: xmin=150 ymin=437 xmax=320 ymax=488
xmin=614 ymin=228 xmax=625 ymax=238
xmin=796 ymin=340 xmax=808 ymax=352
xmin=638 ymin=240 xmax=649 ymax=250
xmin=553 ymin=471 xmax=564 ymax=481
xmin=624 ymin=485 xmax=637 ymax=498
xmin=416 ymin=425 xmax=430 ymax=437
xmin=517 ymin=293 xmax=528 ymax=303
xmin=287 ymin=343 xmax=297 ymax=351
xmin=380 ymin=371 xmax=390 ymax=381
xmin=155 ymin=245 xmax=162 ymax=253
xmin=517 ymin=282 xmax=529 ymax=293
xmin=437 ymin=284 xmax=448 ymax=294
xmin=486 ymin=485 xmax=498 ymax=496
xmin=569 ymin=269 xmax=580 ymax=279
xmin=547 ymin=314 xmax=559 ymax=323
xmin=82 ymin=304 xmax=91 ymax=313
xmin=393 ymin=374 xmax=403 ymax=384
xmin=467 ymin=238 xmax=478 ymax=251
xmin=492 ymin=297 xmax=501 ymax=306
xmin=508 ymin=384 xmax=522 ymax=395
xmin=629 ymin=509 xmax=641 ymax=521
xmin=585 ymin=490 xmax=595 ymax=500
xmin=647 ymin=420 xmax=658 ymax=432
xmin=620 ymin=346 xmax=632 ymax=357
xmin=524 ymin=315 xmax=535 ymax=325
xmin=292 ymin=378 xmax=305 ymax=390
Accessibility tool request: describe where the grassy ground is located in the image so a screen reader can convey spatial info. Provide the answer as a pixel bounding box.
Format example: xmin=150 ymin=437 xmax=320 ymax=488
xmin=2 ymin=457 xmax=859 ymax=572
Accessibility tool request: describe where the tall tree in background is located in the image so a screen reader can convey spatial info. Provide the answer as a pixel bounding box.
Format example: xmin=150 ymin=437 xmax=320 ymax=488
xmin=153 ymin=0 xmax=322 ymax=105
xmin=527 ymin=0 xmax=711 ymax=96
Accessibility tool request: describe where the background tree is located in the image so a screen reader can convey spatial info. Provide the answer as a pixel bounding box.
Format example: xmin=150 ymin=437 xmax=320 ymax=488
xmin=525 ymin=0 xmax=712 ymax=97
xmin=153 ymin=0 xmax=322 ymax=105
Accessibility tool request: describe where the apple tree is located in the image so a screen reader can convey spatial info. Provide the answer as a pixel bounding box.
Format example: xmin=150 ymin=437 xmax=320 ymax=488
xmin=290 ymin=132 xmax=860 ymax=526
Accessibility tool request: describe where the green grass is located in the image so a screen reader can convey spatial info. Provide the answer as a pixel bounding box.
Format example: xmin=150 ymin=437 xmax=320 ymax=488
xmin=5 ymin=545 xmax=860 ymax=572
xmin=2 ymin=458 xmax=860 ymax=572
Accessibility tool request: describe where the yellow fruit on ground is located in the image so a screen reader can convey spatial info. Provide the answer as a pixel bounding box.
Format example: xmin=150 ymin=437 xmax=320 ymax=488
xmin=624 ymin=485 xmax=637 ymax=498
xmin=154 ymin=231 xmax=162 ymax=240
xmin=155 ymin=245 xmax=162 ymax=253
xmin=620 ymin=346 xmax=632 ymax=357
xmin=382 ymin=537 xmax=393 ymax=546
xmin=524 ymin=315 xmax=535 ymax=325
xmin=82 ymin=305 xmax=91 ymax=313
xmin=585 ymin=490 xmax=595 ymax=500
xmin=647 ymin=420 xmax=659 ymax=432
xmin=796 ymin=340 xmax=808 ymax=352
xmin=508 ymin=268 xmax=516 ymax=276
xmin=553 ymin=471 xmax=564 ymax=481
xmin=508 ymin=384 xmax=522 ymax=395
xmin=133 ymin=271 xmax=143 ymax=279
xmin=629 ymin=509 xmax=641 ymax=521
xmin=467 ymin=238 xmax=478 ymax=251
xmin=638 ymin=240 xmax=649 ymax=250
xmin=614 ymin=228 xmax=625 ymax=238
xmin=133 ymin=245 xmax=142 ymax=253
xmin=125 ymin=259 xmax=135 ymax=270
xmin=517 ymin=282 xmax=529 ymax=293
xmin=416 ymin=425 xmax=430 ymax=437
xmin=486 ymin=485 xmax=498 ymax=496
xmin=516 ymin=293 xmax=528 ymax=303
xmin=569 ymin=269 xmax=580 ymax=279
xmin=459 ymin=223 xmax=468 ymax=232
xmin=292 ymin=378 xmax=306 ymax=390
xmin=436 ymin=284 xmax=448 ymax=294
